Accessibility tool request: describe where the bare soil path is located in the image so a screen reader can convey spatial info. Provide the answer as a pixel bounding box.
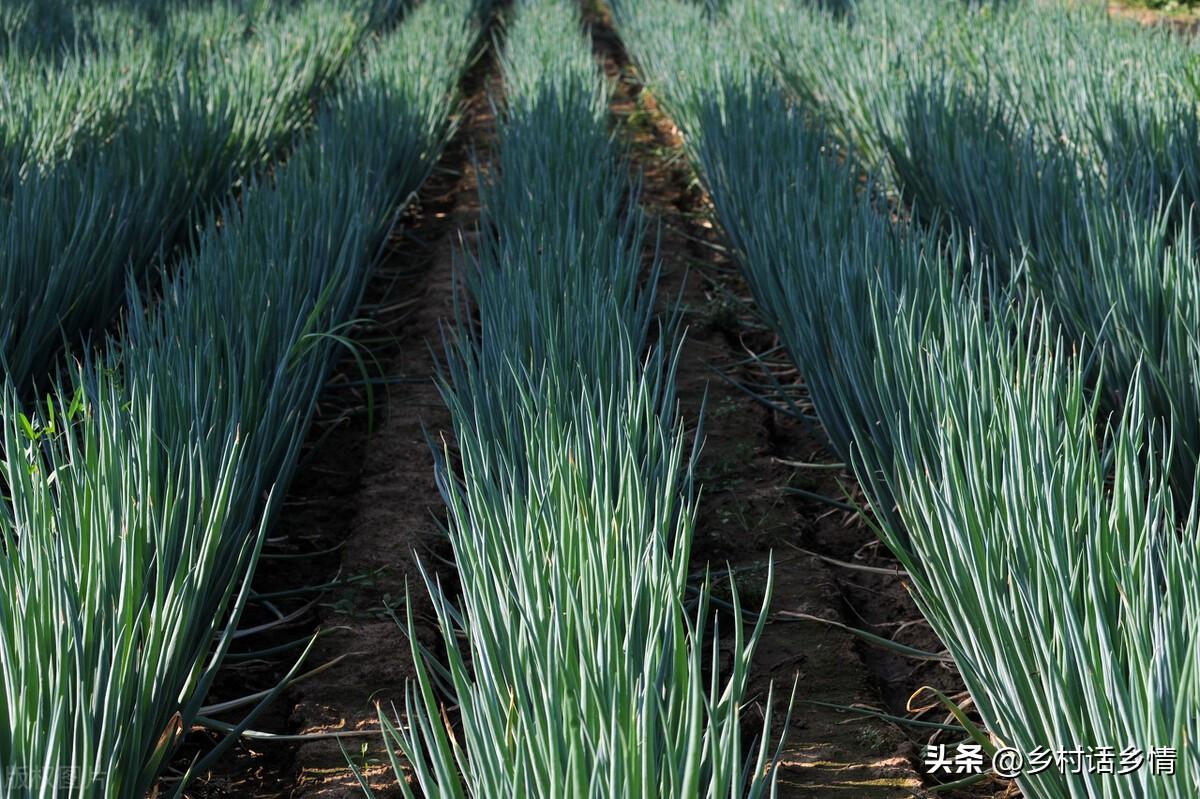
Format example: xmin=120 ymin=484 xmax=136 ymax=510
xmin=1107 ymin=0 xmax=1200 ymax=30
xmin=281 ymin=59 xmax=495 ymax=798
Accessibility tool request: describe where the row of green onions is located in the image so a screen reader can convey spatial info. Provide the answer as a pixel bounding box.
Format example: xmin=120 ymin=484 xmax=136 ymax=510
xmin=734 ymin=0 xmax=1200 ymax=200
xmin=614 ymin=0 xmax=1200 ymax=796
xmin=0 ymin=1 xmax=479 ymax=795
xmin=732 ymin=0 xmax=1200 ymax=493
xmin=371 ymin=1 xmax=781 ymax=796
xmin=1 ymin=0 xmax=259 ymax=184
xmin=0 ymin=0 xmax=232 ymax=60
xmin=0 ymin=0 xmax=377 ymax=396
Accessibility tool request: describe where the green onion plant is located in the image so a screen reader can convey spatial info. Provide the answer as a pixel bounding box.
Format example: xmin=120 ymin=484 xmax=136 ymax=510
xmin=0 ymin=0 xmax=366 ymax=395
xmin=0 ymin=1 xmax=477 ymax=795
xmin=613 ymin=1 xmax=1200 ymax=795
xmin=376 ymin=2 xmax=780 ymax=796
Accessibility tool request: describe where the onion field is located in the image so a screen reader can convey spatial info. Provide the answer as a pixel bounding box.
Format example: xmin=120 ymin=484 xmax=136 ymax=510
xmin=1 ymin=0 xmax=1197 ymax=797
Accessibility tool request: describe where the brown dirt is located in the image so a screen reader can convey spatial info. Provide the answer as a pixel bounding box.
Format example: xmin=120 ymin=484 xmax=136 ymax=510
xmin=1105 ymin=0 xmax=1200 ymax=30
xmin=279 ymin=57 xmax=496 ymax=799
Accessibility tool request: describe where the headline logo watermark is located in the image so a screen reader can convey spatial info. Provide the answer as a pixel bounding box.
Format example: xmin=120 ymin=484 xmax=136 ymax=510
xmin=5 ymin=768 xmax=101 ymax=790
xmin=924 ymin=744 xmax=1177 ymax=779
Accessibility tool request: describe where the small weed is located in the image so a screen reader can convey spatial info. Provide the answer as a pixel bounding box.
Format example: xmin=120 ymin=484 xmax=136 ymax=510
xmin=856 ymin=724 xmax=894 ymax=755
xmin=711 ymin=396 xmax=741 ymax=419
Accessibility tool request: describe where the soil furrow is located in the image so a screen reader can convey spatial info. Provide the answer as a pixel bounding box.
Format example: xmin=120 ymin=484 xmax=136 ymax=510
xmin=282 ymin=65 xmax=495 ymax=799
